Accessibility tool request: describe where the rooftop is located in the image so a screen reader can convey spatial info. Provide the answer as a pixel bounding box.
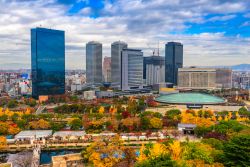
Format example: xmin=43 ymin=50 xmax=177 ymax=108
xmin=53 ymin=131 xmax=86 ymax=137
xmin=156 ymin=93 xmax=225 ymax=105
xmin=15 ymin=130 xmax=52 ymax=139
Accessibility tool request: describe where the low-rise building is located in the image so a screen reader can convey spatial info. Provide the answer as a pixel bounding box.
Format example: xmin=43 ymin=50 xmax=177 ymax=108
xmin=83 ymin=90 xmax=96 ymax=100
xmin=53 ymin=131 xmax=85 ymax=141
xmin=14 ymin=130 xmax=52 ymax=144
xmin=178 ymin=68 xmax=232 ymax=90
xmin=52 ymin=153 xmax=84 ymax=167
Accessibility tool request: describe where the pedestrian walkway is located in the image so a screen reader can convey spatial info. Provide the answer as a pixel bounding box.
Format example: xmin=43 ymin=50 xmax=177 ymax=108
xmin=31 ymin=145 xmax=41 ymax=167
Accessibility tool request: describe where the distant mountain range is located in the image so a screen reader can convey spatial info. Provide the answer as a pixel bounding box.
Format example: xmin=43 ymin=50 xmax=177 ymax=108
xmin=231 ymin=64 xmax=250 ymax=71
xmin=195 ymin=64 xmax=250 ymax=71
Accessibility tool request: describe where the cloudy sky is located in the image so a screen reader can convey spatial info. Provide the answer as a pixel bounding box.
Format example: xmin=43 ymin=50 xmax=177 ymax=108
xmin=0 ymin=0 xmax=250 ymax=70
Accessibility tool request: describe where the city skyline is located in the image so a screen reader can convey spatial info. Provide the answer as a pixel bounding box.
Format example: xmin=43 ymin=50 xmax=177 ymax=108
xmin=0 ymin=0 xmax=250 ymax=70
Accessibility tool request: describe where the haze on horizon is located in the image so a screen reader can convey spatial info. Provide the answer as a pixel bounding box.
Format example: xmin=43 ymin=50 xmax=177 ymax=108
xmin=0 ymin=0 xmax=250 ymax=70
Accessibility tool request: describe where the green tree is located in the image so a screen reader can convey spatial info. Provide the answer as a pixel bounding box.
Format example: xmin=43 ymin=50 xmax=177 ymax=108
xmin=201 ymin=138 xmax=224 ymax=150
xmin=183 ymin=142 xmax=214 ymax=164
xmin=0 ymin=114 xmax=8 ymax=121
xmin=69 ymin=118 xmax=82 ymax=130
xmin=7 ymin=100 xmax=18 ymax=108
xmin=222 ymin=134 xmax=250 ymax=167
xmin=50 ymin=122 xmax=66 ymax=132
xmin=135 ymin=154 xmax=177 ymax=167
xmin=16 ymin=119 xmax=27 ymax=129
xmin=215 ymin=120 xmax=244 ymax=134
xmin=165 ymin=109 xmax=181 ymax=120
xmin=194 ymin=126 xmax=212 ymax=137
xmin=11 ymin=113 xmax=19 ymax=123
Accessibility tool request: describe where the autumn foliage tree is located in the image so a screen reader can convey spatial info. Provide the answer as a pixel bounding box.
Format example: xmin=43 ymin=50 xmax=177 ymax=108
xmin=0 ymin=136 xmax=7 ymax=149
xmin=29 ymin=119 xmax=50 ymax=129
xmin=84 ymin=135 xmax=124 ymax=167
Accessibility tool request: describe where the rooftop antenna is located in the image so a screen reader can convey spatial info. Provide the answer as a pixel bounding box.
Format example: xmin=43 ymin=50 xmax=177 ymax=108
xmin=147 ymin=43 xmax=155 ymax=56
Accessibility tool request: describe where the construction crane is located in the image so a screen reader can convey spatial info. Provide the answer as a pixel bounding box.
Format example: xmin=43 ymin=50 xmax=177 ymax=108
xmin=147 ymin=41 xmax=160 ymax=56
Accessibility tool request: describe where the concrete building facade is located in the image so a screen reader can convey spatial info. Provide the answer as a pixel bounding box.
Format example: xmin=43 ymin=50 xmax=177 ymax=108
xmin=86 ymin=41 xmax=102 ymax=84
xmin=103 ymin=57 xmax=111 ymax=82
xmin=178 ymin=68 xmax=232 ymax=90
xmin=121 ymin=49 xmax=143 ymax=90
xmin=143 ymin=56 xmax=165 ymax=86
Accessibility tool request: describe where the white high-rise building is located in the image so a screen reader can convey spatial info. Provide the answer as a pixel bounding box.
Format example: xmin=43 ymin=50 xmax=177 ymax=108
xmin=121 ymin=49 xmax=143 ymax=91
xmin=111 ymin=41 xmax=128 ymax=88
xmin=86 ymin=41 xmax=102 ymax=84
xmin=143 ymin=56 xmax=165 ymax=85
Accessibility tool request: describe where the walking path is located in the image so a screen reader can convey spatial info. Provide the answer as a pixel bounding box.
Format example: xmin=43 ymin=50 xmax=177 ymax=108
xmin=31 ymin=145 xmax=41 ymax=167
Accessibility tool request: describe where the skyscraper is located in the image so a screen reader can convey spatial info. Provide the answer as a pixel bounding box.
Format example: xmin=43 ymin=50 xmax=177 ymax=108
xmin=143 ymin=56 xmax=165 ymax=85
xmin=111 ymin=41 xmax=128 ymax=88
xmin=165 ymin=42 xmax=183 ymax=85
xmin=86 ymin=41 xmax=103 ymax=84
xmin=103 ymin=57 xmax=111 ymax=82
xmin=121 ymin=49 xmax=143 ymax=90
xmin=31 ymin=28 xmax=65 ymax=99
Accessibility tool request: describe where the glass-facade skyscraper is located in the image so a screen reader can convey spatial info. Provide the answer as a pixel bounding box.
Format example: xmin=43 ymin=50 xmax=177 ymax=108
xmin=86 ymin=41 xmax=103 ymax=84
xmin=111 ymin=41 xmax=128 ymax=88
xmin=165 ymin=42 xmax=183 ymax=85
xmin=31 ymin=28 xmax=65 ymax=98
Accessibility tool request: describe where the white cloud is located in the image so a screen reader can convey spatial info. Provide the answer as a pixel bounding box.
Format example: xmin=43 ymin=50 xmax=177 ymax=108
xmin=207 ymin=15 xmax=236 ymax=22
xmin=0 ymin=0 xmax=249 ymax=69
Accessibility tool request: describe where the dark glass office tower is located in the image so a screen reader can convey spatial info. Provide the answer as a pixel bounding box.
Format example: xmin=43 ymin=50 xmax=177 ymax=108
xmin=31 ymin=28 xmax=65 ymax=98
xmin=165 ymin=42 xmax=183 ymax=85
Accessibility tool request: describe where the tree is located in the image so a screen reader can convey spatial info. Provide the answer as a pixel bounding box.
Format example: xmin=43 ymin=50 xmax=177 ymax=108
xmin=127 ymin=100 xmax=138 ymax=116
xmin=98 ymin=106 xmax=105 ymax=114
xmin=0 ymin=114 xmax=8 ymax=121
xmin=201 ymin=138 xmax=224 ymax=150
xmin=182 ymin=142 xmax=214 ymax=164
xmin=84 ymin=135 xmax=124 ymax=167
xmin=29 ymin=119 xmax=50 ymax=129
xmin=50 ymin=122 xmax=66 ymax=132
xmin=7 ymin=100 xmax=18 ymax=108
xmin=0 ymin=122 xmax=8 ymax=135
xmin=222 ymin=134 xmax=250 ymax=167
xmin=0 ymin=136 xmax=7 ymax=149
xmin=194 ymin=126 xmax=212 ymax=137
xmin=135 ymin=154 xmax=176 ymax=167
xmin=169 ymin=141 xmax=182 ymax=160
xmin=149 ymin=117 xmax=163 ymax=129
xmin=215 ymin=120 xmax=244 ymax=135
xmin=165 ymin=109 xmax=181 ymax=120
xmin=69 ymin=118 xmax=82 ymax=130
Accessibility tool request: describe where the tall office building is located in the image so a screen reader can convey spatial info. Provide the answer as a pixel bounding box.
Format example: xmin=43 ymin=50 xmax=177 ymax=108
xmin=143 ymin=56 xmax=165 ymax=85
xmin=31 ymin=28 xmax=65 ymax=99
xmin=111 ymin=41 xmax=128 ymax=88
xmin=86 ymin=41 xmax=103 ymax=84
xmin=103 ymin=57 xmax=111 ymax=82
xmin=165 ymin=42 xmax=183 ymax=85
xmin=121 ymin=49 xmax=143 ymax=90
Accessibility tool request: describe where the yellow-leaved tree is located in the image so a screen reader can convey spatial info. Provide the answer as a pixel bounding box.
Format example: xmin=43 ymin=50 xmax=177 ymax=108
xmin=169 ymin=140 xmax=182 ymax=160
xmin=99 ymin=106 xmax=105 ymax=114
xmin=85 ymin=135 xmax=124 ymax=167
xmin=137 ymin=144 xmax=147 ymax=162
xmin=0 ymin=136 xmax=7 ymax=149
xmin=149 ymin=143 xmax=168 ymax=158
xmin=149 ymin=117 xmax=163 ymax=129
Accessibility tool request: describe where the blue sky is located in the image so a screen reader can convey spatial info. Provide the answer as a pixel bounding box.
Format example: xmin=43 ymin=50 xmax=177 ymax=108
xmin=0 ymin=0 xmax=250 ymax=69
